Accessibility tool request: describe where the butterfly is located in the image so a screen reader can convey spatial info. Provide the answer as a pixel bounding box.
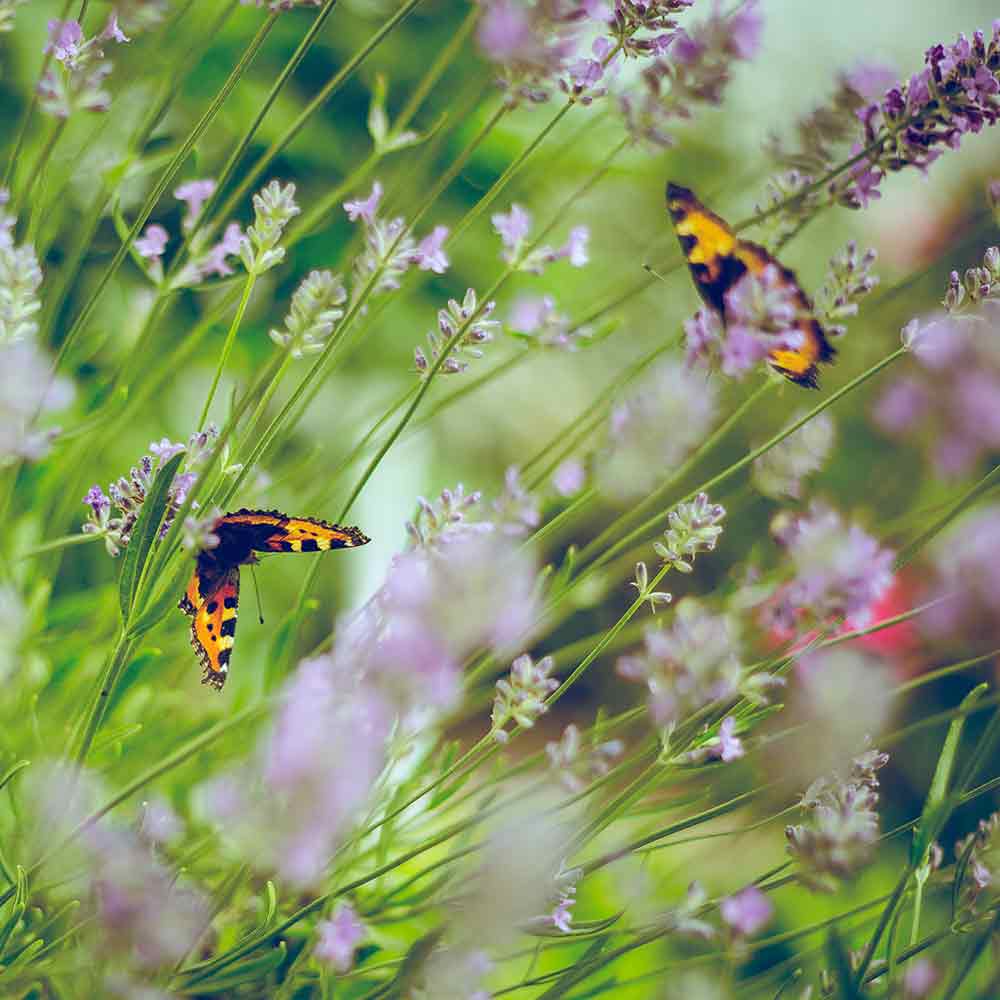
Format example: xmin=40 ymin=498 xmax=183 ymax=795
xmin=178 ymin=508 xmax=370 ymax=689
xmin=666 ymin=181 xmax=835 ymax=388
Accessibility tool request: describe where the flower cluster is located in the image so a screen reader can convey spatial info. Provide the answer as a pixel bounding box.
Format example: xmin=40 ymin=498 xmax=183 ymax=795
xmin=752 ymin=412 xmax=835 ymax=500
xmin=492 ymin=203 xmax=589 ymax=273
xmin=508 ymin=294 xmax=589 ymax=349
xmin=0 ymin=192 xmax=73 ymax=466
xmin=200 ymin=655 xmax=391 ymax=887
xmin=874 ymin=246 xmax=1000 ymax=477
xmin=491 ymin=653 xmax=559 ymax=743
xmin=491 ymin=466 xmax=541 ymax=536
xmin=81 ymin=427 xmax=220 ymax=556
xmin=133 ymin=178 xmax=245 ymax=287
xmin=954 ymin=811 xmax=999 ymax=914
xmin=414 ymin=288 xmax=500 ymax=377
xmin=476 ymin=0 xmax=592 ymax=105
xmin=315 ymin=903 xmax=367 ymax=973
xmin=617 ymin=598 xmax=744 ymax=730
xmin=654 ymin=492 xmax=725 ymax=572
xmin=921 ymin=505 xmax=1000 ymax=641
xmin=767 ymin=503 xmax=894 ymax=631
xmin=620 ymin=1 xmax=764 ymax=146
xmin=843 ymin=25 xmax=1000 ymax=206
xmin=814 ymin=241 xmax=880 ymax=337
xmin=270 ymin=269 xmax=347 ymax=357
xmin=22 ymin=764 xmax=208 ymax=974
xmin=38 ymin=16 xmax=130 ymax=119
xmin=771 ymin=23 xmax=1000 ymax=215
xmin=545 ymin=723 xmax=624 ymax=793
xmin=683 ymin=266 xmax=810 ymax=379
xmin=720 ymin=884 xmax=773 ymax=938
xmin=405 ymin=483 xmax=492 ymax=549
xmin=785 ymin=747 xmax=889 ymax=890
xmin=344 ymin=181 xmax=451 ymax=298
xmin=0 ymin=190 xmax=41 ymax=343
xmin=240 ymin=179 xmax=300 ymax=275
xmin=610 ymin=1 xmax=695 ymax=61
xmin=596 ymin=359 xmax=718 ymax=501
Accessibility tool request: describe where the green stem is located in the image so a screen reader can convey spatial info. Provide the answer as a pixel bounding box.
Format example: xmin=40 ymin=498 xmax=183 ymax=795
xmin=2 ymin=0 xmax=73 ymax=190
xmin=238 ymin=350 xmax=294 ymax=456
xmin=51 ymin=12 xmax=280 ymax=373
xmin=67 ymin=632 xmax=136 ymax=765
xmin=22 ymin=119 xmax=67 ymax=237
xmin=17 ymin=532 xmax=100 ymax=561
xmin=166 ymin=0 xmax=341 ymax=276
xmin=204 ymin=0 xmax=424 ymax=240
xmin=198 ymin=273 xmax=257 ymax=431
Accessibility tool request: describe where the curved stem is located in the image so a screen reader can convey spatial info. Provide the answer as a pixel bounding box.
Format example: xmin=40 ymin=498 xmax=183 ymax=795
xmin=198 ymin=273 xmax=257 ymax=431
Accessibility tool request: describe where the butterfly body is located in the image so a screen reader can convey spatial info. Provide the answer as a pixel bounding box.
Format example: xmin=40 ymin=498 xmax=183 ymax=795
xmin=179 ymin=508 xmax=370 ymax=689
xmin=666 ymin=182 xmax=834 ymax=388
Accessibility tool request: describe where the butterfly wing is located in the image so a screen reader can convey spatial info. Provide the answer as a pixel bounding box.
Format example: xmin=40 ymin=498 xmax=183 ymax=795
xmin=666 ymin=181 xmax=834 ymax=388
xmin=666 ymin=182 xmax=746 ymax=314
xmin=189 ymin=566 xmax=240 ymax=690
xmin=218 ymin=508 xmax=371 ymax=554
xmin=733 ymin=241 xmax=836 ymax=389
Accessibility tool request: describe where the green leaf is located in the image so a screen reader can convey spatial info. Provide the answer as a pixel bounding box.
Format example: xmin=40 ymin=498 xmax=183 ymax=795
xmin=176 ymin=941 xmax=287 ymax=993
xmin=119 ymin=452 xmax=185 ymax=624
xmin=0 ymin=762 xmax=29 ymax=794
xmin=911 ymin=682 xmax=988 ymax=867
xmin=0 ymin=868 xmax=28 ymax=961
xmin=383 ymin=927 xmax=446 ymax=997
xmin=261 ymin=882 xmax=278 ymax=929
xmin=127 ymin=554 xmax=193 ymax=639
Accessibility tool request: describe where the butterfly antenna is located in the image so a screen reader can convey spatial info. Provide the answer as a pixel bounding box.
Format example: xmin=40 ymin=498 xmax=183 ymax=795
xmin=643 ymin=262 xmax=670 ymax=283
xmin=249 ymin=564 xmax=265 ymax=625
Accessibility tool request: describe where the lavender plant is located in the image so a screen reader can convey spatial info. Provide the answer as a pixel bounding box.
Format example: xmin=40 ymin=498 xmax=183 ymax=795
xmin=2 ymin=3 xmax=1000 ymax=998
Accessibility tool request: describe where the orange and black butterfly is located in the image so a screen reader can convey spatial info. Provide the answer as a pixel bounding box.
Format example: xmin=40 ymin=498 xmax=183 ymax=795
xmin=178 ymin=509 xmax=370 ymax=689
xmin=666 ymin=181 xmax=835 ymax=388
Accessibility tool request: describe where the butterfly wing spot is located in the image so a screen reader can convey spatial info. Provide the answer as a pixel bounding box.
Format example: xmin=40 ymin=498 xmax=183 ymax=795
xmin=190 ymin=568 xmax=239 ymax=690
xmin=666 ymin=180 xmax=834 ymax=389
xmin=259 ymin=517 xmax=371 ymax=554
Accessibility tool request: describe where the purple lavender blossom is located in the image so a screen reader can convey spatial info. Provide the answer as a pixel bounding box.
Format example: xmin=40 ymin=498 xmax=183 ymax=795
xmin=768 ymin=503 xmax=894 ymax=630
xmin=619 ymin=1 xmax=765 ymax=146
xmin=786 ymin=747 xmax=889 ymax=889
xmin=476 ymin=0 xmax=587 ymax=104
xmin=174 ymin=179 xmax=216 ymax=231
xmin=552 ymin=458 xmax=585 ymax=496
xmin=712 ymin=716 xmax=744 ymax=763
xmin=720 ymin=885 xmax=773 ymax=936
xmin=315 ymin=903 xmax=366 ymax=972
xmin=922 ymin=505 xmax=1000 ymax=640
xmin=492 ymin=466 xmax=541 ymax=536
xmin=201 ymin=656 xmax=391 ymax=888
xmin=596 ymin=359 xmax=717 ymax=501
xmin=199 ymin=222 xmax=244 ymax=279
xmin=343 ymin=180 xmax=383 ymax=223
xmin=492 ymin=203 xmax=589 ymax=274
xmin=44 ymin=19 xmax=83 ymax=62
xmin=903 ymin=959 xmax=939 ymax=998
xmin=134 ymin=224 xmax=168 ymax=259
xmin=414 ymin=224 xmax=450 ymax=273
xmin=617 ymin=598 xmax=743 ymax=728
